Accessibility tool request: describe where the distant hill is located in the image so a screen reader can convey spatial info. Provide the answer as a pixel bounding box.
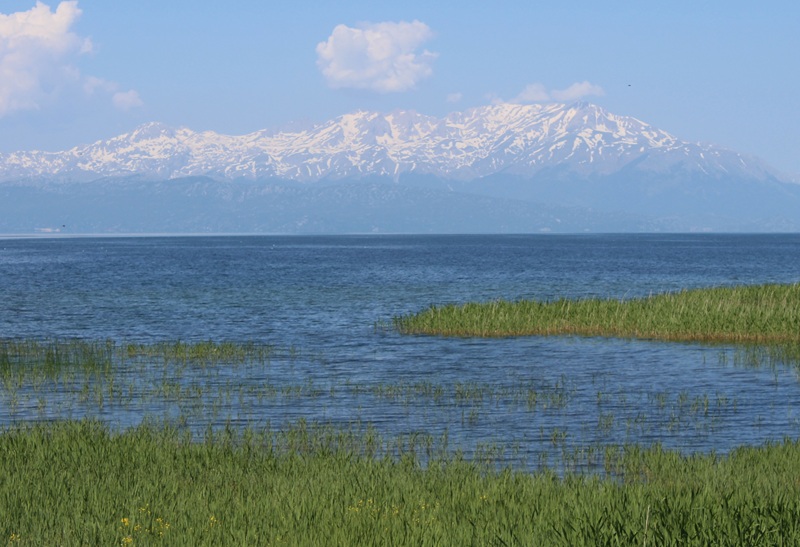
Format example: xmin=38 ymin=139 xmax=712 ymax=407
xmin=2 ymin=102 xmax=798 ymax=233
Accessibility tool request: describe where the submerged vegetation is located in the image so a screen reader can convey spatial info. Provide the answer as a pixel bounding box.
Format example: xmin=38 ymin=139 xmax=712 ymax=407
xmin=1 ymin=329 xmax=799 ymax=543
xmin=3 ymin=419 xmax=800 ymax=545
xmin=394 ymin=283 xmax=800 ymax=343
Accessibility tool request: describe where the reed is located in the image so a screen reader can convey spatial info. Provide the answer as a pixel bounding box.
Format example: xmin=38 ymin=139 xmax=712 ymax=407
xmin=394 ymin=283 xmax=800 ymax=344
xmin=124 ymin=340 xmax=275 ymax=364
xmin=0 ymin=339 xmax=115 ymax=378
xmin=0 ymin=339 xmax=275 ymax=379
xmin=2 ymin=420 xmax=800 ymax=545
xmin=0 ymin=337 xmax=793 ymax=484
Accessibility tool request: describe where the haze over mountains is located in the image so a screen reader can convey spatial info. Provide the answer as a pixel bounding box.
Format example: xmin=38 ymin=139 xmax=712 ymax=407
xmin=2 ymin=102 xmax=798 ymax=234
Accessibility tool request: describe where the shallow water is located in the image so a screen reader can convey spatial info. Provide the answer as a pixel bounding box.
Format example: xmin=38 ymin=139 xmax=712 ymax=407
xmin=2 ymin=234 xmax=800 ymax=469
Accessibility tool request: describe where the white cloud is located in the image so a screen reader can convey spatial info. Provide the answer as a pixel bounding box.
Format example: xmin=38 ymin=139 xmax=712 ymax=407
xmin=112 ymin=90 xmax=143 ymax=111
xmin=551 ymin=81 xmax=605 ymax=102
xmin=509 ymin=81 xmax=605 ymax=104
xmin=0 ymin=1 xmax=140 ymax=117
xmin=485 ymin=92 xmax=503 ymax=105
xmin=85 ymin=77 xmax=143 ymax=111
xmin=511 ymin=83 xmax=550 ymax=103
xmin=0 ymin=1 xmax=86 ymax=116
xmin=316 ymin=20 xmax=437 ymax=93
xmin=446 ymin=92 xmax=462 ymax=103
xmin=83 ymin=75 xmax=116 ymax=95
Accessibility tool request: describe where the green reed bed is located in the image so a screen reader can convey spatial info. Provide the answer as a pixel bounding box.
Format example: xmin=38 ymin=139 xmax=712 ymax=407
xmin=2 ymin=419 xmax=800 ymax=546
xmin=395 ymin=283 xmax=800 ymax=343
xmin=0 ymin=339 xmax=115 ymax=379
xmin=0 ymin=339 xmax=276 ymax=379
xmin=123 ymin=340 xmax=276 ymax=364
xmin=0 ymin=337 xmax=788 ymax=470
xmin=0 ymin=339 xmax=287 ymax=427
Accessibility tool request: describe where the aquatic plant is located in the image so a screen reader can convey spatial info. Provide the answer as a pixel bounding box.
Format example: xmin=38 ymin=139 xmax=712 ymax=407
xmin=2 ymin=420 xmax=800 ymax=545
xmin=395 ymin=283 xmax=800 ymax=344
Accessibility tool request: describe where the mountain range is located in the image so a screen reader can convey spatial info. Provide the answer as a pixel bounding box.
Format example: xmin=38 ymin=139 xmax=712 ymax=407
xmin=2 ymin=102 xmax=798 ymax=233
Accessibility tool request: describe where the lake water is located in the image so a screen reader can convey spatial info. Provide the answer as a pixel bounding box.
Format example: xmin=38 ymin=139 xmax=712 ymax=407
xmin=2 ymin=234 xmax=800 ymax=470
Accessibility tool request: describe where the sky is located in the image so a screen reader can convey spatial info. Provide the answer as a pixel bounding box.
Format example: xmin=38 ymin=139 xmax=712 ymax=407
xmin=0 ymin=1 xmax=798 ymax=176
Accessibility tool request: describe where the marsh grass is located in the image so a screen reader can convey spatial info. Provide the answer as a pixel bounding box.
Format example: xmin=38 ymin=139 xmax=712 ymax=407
xmin=1 ymin=339 xmax=799 ymax=542
xmin=0 ymin=338 xmax=795 ymax=481
xmin=2 ymin=419 xmax=800 ymax=545
xmin=124 ymin=340 xmax=275 ymax=364
xmin=394 ymin=283 xmax=800 ymax=345
xmin=0 ymin=339 xmax=115 ymax=379
xmin=0 ymin=339 xmax=276 ymax=379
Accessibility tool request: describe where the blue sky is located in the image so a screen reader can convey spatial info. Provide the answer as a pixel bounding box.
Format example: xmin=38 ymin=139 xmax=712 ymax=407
xmin=1 ymin=1 xmax=798 ymax=176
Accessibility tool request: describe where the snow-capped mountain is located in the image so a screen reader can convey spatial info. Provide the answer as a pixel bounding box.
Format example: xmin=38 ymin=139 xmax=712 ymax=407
xmin=0 ymin=102 xmax=782 ymax=183
xmin=3 ymin=101 xmax=799 ymax=234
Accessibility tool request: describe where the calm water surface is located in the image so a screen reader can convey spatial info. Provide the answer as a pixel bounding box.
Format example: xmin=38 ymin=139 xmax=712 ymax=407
xmin=1 ymin=234 xmax=799 ymax=469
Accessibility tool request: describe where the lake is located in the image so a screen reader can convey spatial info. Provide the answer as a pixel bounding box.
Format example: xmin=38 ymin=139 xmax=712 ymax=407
xmin=2 ymin=233 xmax=800 ymax=470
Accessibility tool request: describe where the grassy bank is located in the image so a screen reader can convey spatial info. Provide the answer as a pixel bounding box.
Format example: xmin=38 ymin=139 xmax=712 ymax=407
xmin=2 ymin=420 xmax=800 ymax=545
xmin=394 ymin=283 xmax=800 ymax=343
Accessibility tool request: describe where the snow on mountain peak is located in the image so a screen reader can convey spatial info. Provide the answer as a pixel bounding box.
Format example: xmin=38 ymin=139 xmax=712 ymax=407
xmin=0 ymin=102 xmax=778 ymax=183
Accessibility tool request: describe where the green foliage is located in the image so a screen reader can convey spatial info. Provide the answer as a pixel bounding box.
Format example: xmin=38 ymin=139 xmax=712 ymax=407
xmin=1 ymin=336 xmax=799 ymax=543
xmin=395 ymin=283 xmax=800 ymax=345
xmin=2 ymin=420 xmax=800 ymax=545
xmin=0 ymin=339 xmax=275 ymax=378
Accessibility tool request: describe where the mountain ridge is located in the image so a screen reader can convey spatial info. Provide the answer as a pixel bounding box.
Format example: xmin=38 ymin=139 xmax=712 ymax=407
xmin=0 ymin=102 xmax=786 ymax=185
xmin=3 ymin=102 xmax=799 ymax=234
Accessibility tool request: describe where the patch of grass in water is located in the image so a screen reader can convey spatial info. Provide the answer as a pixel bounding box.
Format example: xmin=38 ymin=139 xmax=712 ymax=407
xmin=0 ymin=339 xmax=276 ymax=380
xmin=395 ymin=283 xmax=800 ymax=346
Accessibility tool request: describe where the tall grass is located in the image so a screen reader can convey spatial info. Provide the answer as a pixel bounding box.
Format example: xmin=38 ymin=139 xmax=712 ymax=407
xmin=395 ymin=283 xmax=800 ymax=343
xmin=0 ymin=339 xmax=115 ymax=378
xmin=1 ymin=420 xmax=800 ymax=545
xmin=1 ymin=337 xmax=799 ymax=543
xmin=0 ymin=339 xmax=275 ymax=379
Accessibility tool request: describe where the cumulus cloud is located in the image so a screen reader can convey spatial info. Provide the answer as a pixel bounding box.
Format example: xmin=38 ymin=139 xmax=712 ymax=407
xmin=446 ymin=92 xmax=462 ymax=103
xmin=316 ymin=20 xmax=437 ymax=93
xmin=83 ymin=75 xmax=115 ymax=94
xmin=112 ymin=89 xmax=143 ymax=111
xmin=509 ymin=81 xmax=605 ymax=104
xmin=511 ymin=83 xmax=550 ymax=103
xmin=0 ymin=1 xmax=141 ymax=117
xmin=551 ymin=81 xmax=605 ymax=102
xmin=85 ymin=76 xmax=143 ymax=111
